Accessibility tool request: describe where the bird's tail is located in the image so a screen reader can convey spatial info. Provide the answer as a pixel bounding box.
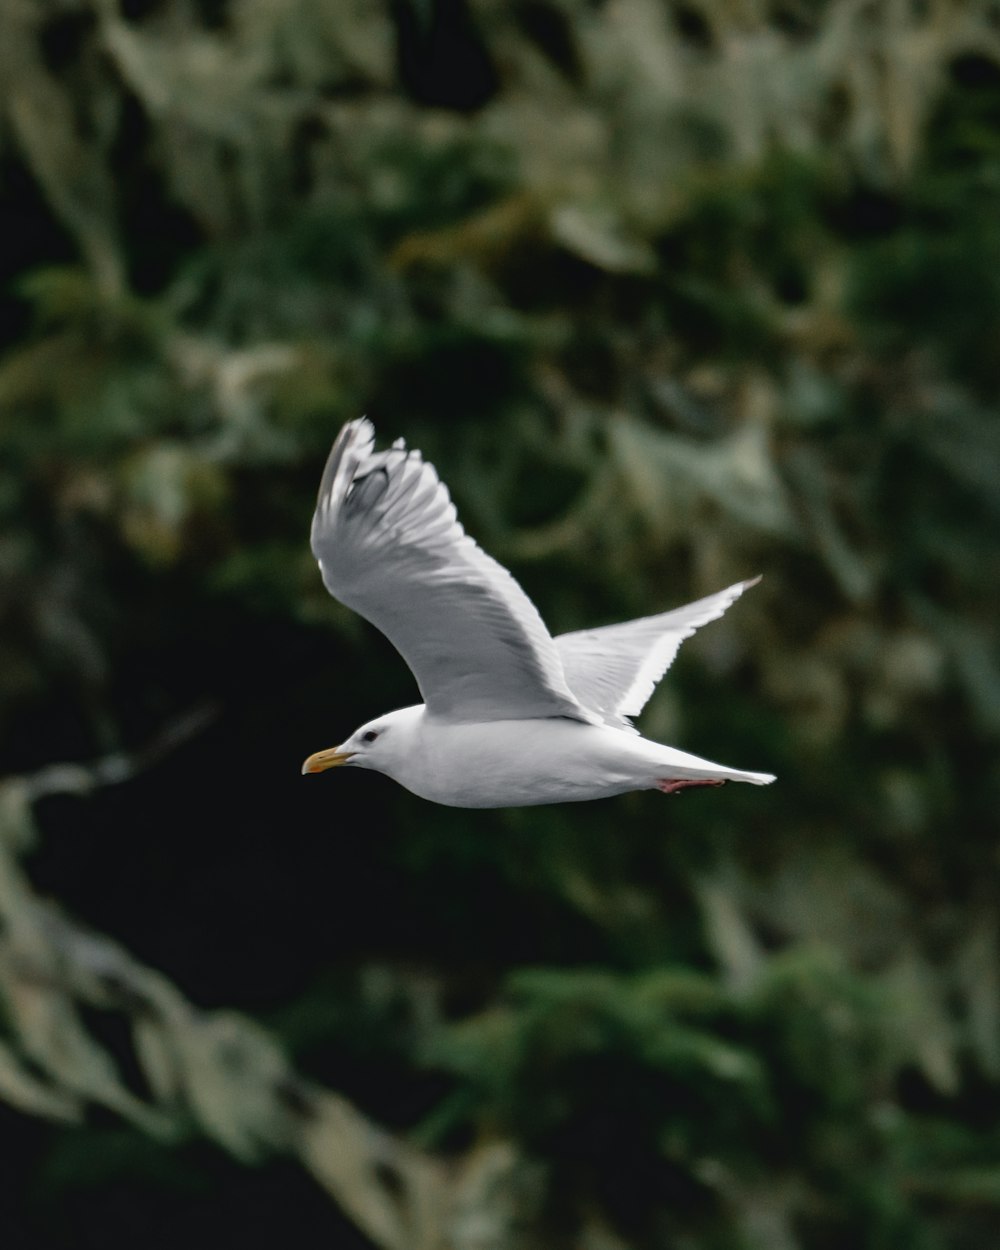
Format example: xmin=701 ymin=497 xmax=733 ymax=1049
xmin=647 ymin=740 xmax=776 ymax=786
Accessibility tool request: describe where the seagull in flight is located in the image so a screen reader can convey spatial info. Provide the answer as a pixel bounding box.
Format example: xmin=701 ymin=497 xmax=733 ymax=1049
xmin=302 ymin=419 xmax=775 ymax=807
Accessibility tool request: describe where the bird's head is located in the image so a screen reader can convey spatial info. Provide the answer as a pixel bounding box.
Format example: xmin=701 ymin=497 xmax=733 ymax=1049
xmin=301 ymin=705 xmax=421 ymax=779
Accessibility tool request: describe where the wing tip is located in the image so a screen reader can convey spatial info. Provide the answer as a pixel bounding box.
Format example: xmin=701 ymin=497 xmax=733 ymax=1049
xmin=315 ymin=416 xmax=376 ymax=509
xmin=340 ymin=414 xmax=376 ymax=446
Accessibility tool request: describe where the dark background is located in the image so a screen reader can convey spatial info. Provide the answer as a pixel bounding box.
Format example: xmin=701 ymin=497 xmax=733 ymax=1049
xmin=1 ymin=1 xmax=999 ymax=1247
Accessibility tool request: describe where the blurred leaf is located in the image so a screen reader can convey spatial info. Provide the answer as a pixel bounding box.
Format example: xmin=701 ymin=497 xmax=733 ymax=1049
xmin=0 ymin=1038 xmax=81 ymax=1123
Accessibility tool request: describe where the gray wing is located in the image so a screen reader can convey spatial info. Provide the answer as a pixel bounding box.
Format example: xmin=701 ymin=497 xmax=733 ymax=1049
xmin=310 ymin=419 xmax=597 ymax=724
xmin=555 ymin=578 xmax=760 ymax=730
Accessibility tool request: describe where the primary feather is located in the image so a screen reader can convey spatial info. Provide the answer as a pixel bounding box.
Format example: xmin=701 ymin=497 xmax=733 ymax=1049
xmin=556 ymin=578 xmax=760 ymax=729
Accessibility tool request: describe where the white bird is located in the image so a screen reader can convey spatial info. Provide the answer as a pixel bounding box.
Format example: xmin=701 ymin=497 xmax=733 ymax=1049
xmin=301 ymin=419 xmax=775 ymax=807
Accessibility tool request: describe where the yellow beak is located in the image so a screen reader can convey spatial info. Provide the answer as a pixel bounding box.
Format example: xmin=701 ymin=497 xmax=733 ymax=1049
xmin=301 ymin=746 xmax=356 ymax=775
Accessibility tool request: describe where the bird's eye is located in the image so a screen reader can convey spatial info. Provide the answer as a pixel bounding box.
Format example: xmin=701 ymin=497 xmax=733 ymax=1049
xmin=362 ymin=730 xmax=379 ymax=743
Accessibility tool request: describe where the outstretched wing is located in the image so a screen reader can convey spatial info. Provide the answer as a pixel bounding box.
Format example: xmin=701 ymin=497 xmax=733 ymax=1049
xmin=311 ymin=419 xmax=597 ymax=724
xmin=555 ymin=579 xmax=760 ymax=729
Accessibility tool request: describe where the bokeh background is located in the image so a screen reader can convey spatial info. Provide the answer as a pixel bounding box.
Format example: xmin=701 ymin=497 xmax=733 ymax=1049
xmin=1 ymin=2 xmax=999 ymax=1247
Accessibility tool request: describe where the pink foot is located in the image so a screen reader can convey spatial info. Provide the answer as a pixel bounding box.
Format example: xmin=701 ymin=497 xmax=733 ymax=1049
xmin=657 ymin=778 xmax=727 ymax=795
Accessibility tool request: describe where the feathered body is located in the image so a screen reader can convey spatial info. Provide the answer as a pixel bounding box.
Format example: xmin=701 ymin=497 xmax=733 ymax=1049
xmin=341 ymin=706 xmax=772 ymax=808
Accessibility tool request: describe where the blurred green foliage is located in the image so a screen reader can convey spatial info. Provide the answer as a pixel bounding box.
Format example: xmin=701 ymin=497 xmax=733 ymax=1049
xmin=1 ymin=1 xmax=999 ymax=1248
